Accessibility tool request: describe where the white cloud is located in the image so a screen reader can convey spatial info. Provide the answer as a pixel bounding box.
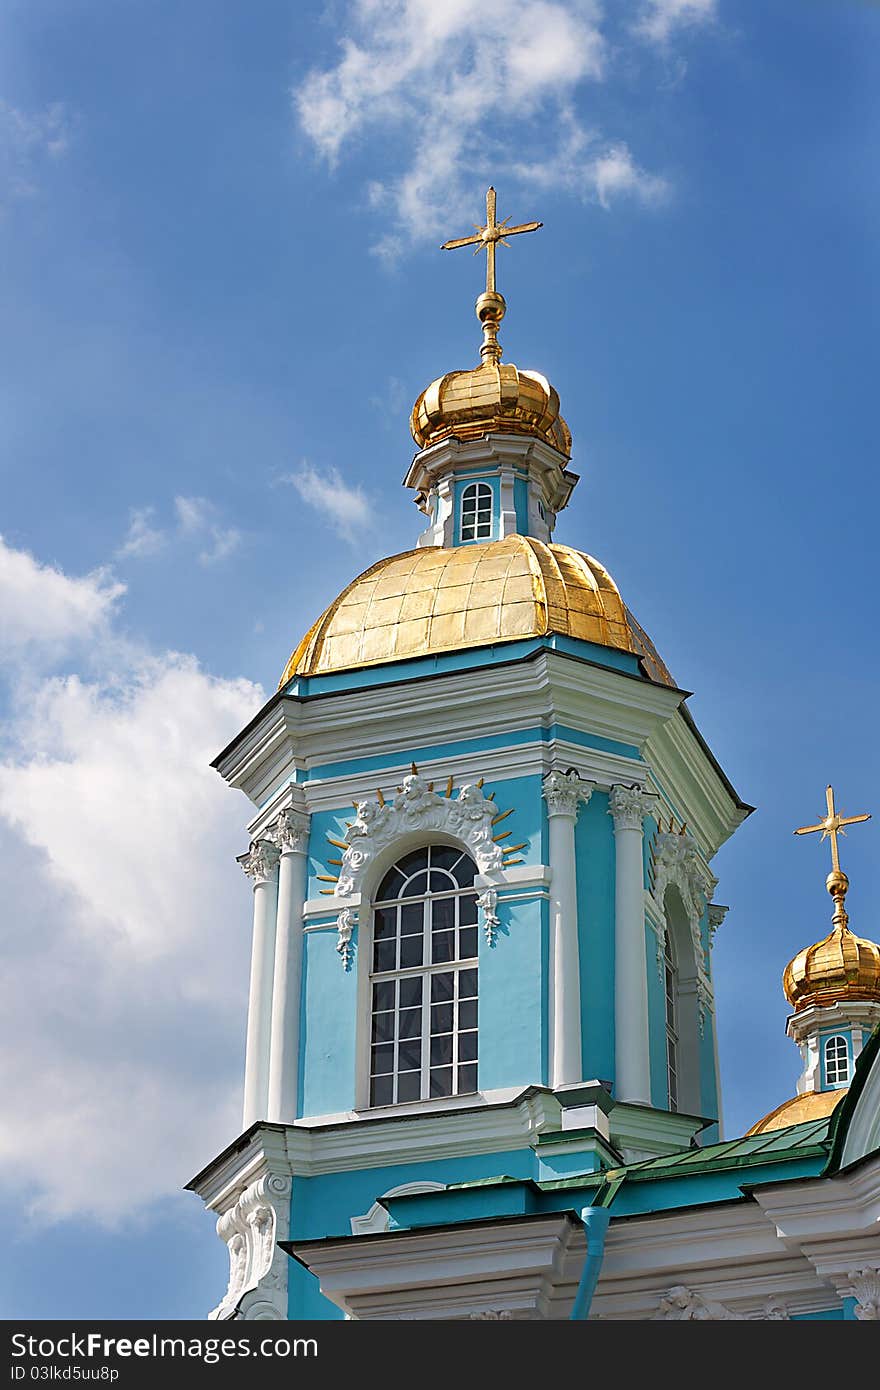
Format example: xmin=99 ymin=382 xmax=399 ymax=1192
xmin=292 ymin=0 xmax=700 ymax=250
xmin=116 ymin=506 xmax=167 ymax=560
xmin=174 ymin=495 xmax=242 ymax=566
xmin=0 ymin=99 xmax=71 ymax=204
xmin=0 ymin=535 xmax=124 ymax=656
xmin=634 ymin=0 xmax=717 ymax=45
xmin=510 ymin=113 xmax=668 ymax=209
xmin=0 ymin=539 xmax=264 ymax=1222
xmin=283 ymin=461 xmax=372 ymax=541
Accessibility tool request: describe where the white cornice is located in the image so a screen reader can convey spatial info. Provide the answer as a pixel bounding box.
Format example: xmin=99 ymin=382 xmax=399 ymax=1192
xmin=187 ymin=1089 xmax=564 ymax=1205
xmin=215 ymin=648 xmax=744 ymax=863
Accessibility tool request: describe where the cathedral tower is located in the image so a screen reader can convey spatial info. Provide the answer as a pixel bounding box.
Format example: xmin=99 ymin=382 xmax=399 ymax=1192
xmin=189 ymin=190 xmax=751 ymax=1320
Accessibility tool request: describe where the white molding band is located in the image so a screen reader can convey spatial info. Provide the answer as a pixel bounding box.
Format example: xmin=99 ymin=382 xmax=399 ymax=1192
xmin=543 ymin=769 xmax=592 ymax=1088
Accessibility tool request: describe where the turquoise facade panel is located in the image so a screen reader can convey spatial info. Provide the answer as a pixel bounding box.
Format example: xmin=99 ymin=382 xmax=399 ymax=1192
xmin=300 ymin=723 xmax=640 ymax=789
xmin=299 ymin=927 xmax=358 ymax=1118
xmin=306 ymin=808 xmax=354 ymax=900
xmin=576 ymin=790 xmax=615 ymax=1086
xmin=288 ymin=1148 xmax=534 ymax=1318
xmin=479 ymin=896 xmax=547 ymax=1089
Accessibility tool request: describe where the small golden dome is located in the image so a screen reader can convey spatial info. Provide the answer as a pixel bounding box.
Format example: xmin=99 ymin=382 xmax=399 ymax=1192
xmin=279 ymin=535 xmax=673 ymax=687
xmin=783 ymin=924 xmax=880 ymax=1012
xmin=783 ymin=871 xmax=880 ymax=1012
xmin=410 ymin=360 xmax=572 ymax=459
xmin=745 ymin=1088 xmax=845 ymax=1136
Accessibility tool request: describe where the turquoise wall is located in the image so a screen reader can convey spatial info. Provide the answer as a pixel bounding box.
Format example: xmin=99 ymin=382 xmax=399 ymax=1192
xmin=300 ymin=926 xmax=358 ymax=1118
xmin=288 ymin=1147 xmax=534 ymax=1318
xmin=480 ymin=895 xmax=547 ymax=1088
xmin=575 ymin=790 xmax=615 ymax=1086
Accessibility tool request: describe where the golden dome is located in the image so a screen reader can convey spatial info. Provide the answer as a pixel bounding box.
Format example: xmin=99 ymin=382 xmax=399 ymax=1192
xmin=783 ymin=924 xmax=880 ymax=1012
xmin=410 ymin=360 xmax=572 ymax=459
xmin=745 ymin=1088 xmax=845 ymax=1136
xmin=279 ymin=535 xmax=674 ymax=687
xmin=782 ymin=871 xmax=880 ymax=1013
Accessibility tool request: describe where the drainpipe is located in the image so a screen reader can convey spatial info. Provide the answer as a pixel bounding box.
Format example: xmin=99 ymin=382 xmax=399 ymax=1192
xmin=569 ymin=1176 xmax=625 ymax=1321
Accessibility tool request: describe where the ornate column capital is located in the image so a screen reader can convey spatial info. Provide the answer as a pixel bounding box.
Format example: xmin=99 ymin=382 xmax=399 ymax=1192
xmin=273 ymin=808 xmax=310 ymax=856
xmin=238 ymin=838 xmax=280 ymax=886
xmin=543 ymin=769 xmax=592 ymax=820
xmin=608 ymin=783 xmax=654 ymax=832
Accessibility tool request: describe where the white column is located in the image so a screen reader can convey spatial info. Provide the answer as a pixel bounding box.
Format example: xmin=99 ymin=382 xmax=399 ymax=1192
xmin=267 ymin=809 xmax=310 ymax=1123
xmin=239 ymin=838 xmax=280 ymax=1129
xmin=608 ymin=785 xmax=653 ymax=1105
xmin=543 ymin=769 xmax=591 ymax=1089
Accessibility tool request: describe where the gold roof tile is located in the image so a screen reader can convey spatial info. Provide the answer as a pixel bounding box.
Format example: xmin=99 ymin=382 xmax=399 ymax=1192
xmin=278 ymin=535 xmax=676 ymax=687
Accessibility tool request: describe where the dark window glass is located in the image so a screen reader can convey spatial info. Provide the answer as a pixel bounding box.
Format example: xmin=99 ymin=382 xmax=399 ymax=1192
xmin=370 ymin=1075 xmax=393 ymax=1106
xmin=399 ymin=976 xmax=423 ymax=1009
xmin=373 ymin=939 xmax=396 ymax=973
xmin=431 ymin=897 xmax=455 ymax=931
xmin=459 ymin=927 xmax=478 ymax=960
xmin=397 ymin=1071 xmax=421 ymax=1103
xmin=459 ymin=968 xmax=478 ymax=999
xmin=459 ymin=1031 xmax=478 ymax=1063
xmin=399 ymin=934 xmax=424 ymax=968
xmin=398 ymin=1007 xmax=421 ymax=1039
xmin=458 ymin=1063 xmax=478 ymax=1094
xmin=372 ymin=1012 xmax=394 ymax=1044
xmin=431 ymin=1003 xmax=453 ymax=1034
xmin=371 ymin=1044 xmax=394 ymax=1075
xmin=430 ymin=1067 xmax=453 ymax=1097
xmin=430 ymin=1034 xmax=453 ymax=1066
xmin=459 ymin=998 xmax=478 ymax=1030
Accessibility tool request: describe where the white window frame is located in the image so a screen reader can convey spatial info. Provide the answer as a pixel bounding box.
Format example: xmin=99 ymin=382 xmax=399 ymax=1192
xmin=460 ymin=481 xmax=493 ymax=542
xmin=823 ymin=1033 xmax=850 ymax=1088
xmin=365 ymin=845 xmax=479 ymax=1109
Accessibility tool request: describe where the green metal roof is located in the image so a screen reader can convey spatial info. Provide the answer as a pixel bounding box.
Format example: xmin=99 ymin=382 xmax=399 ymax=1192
xmin=535 ymin=1116 xmax=833 ymax=1193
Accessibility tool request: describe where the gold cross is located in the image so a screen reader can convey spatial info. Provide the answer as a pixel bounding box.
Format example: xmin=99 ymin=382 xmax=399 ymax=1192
xmin=794 ymin=784 xmax=871 ymax=874
xmin=441 ymin=187 xmax=542 ymax=296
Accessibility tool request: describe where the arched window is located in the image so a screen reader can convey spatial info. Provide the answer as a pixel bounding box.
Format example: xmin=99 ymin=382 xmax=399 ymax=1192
xmin=369 ymin=845 xmax=478 ymax=1107
xmin=664 ymin=931 xmax=679 ymax=1112
xmin=824 ymin=1034 xmax=850 ymax=1087
xmin=460 ymin=482 xmax=493 ymax=542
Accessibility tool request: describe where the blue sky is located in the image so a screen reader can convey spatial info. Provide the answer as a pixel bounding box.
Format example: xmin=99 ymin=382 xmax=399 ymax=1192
xmin=1 ymin=0 xmax=878 ymax=1318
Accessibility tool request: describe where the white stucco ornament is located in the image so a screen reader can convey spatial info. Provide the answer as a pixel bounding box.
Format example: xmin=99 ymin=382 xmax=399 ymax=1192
xmin=210 ymin=1174 xmax=292 ymax=1321
xmin=335 ymin=774 xmax=504 ymax=898
xmin=654 ymin=1285 xmax=742 ymax=1320
xmin=849 ymin=1267 xmax=880 ymax=1319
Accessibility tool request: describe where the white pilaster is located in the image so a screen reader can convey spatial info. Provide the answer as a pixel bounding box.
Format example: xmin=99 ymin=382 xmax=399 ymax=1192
xmin=239 ymin=838 xmax=280 ymax=1129
xmin=267 ymin=810 xmax=310 ymax=1124
xmin=609 ymin=785 xmax=654 ymax=1105
xmin=543 ymin=769 xmax=591 ymax=1089
xmin=498 ymin=464 xmax=517 ymax=537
